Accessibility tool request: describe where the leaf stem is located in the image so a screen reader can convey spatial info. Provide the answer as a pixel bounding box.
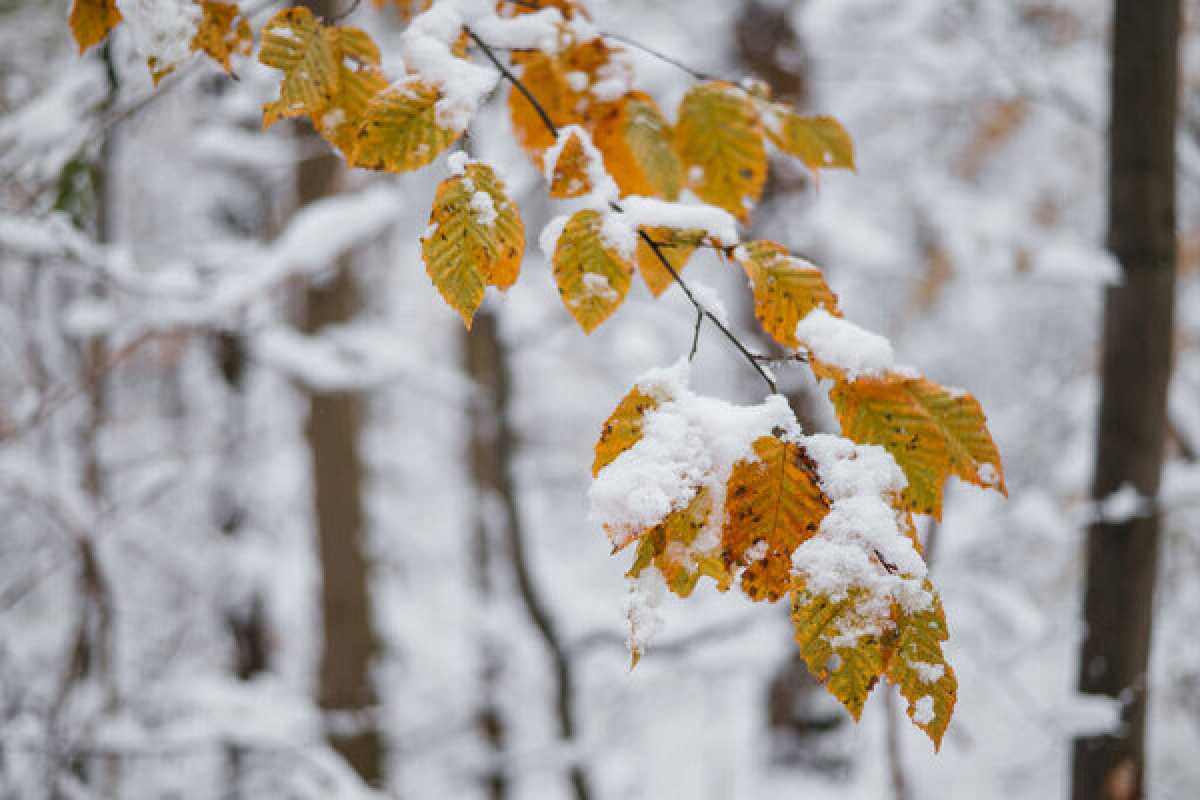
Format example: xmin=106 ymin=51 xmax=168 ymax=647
xmin=468 ymin=29 xmax=776 ymax=393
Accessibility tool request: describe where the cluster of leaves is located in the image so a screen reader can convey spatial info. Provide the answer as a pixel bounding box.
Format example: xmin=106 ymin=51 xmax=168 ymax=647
xmin=67 ymin=0 xmax=1006 ymax=746
xmin=71 ymin=0 xmax=252 ymax=84
xmin=592 ymin=358 xmax=1001 ymax=747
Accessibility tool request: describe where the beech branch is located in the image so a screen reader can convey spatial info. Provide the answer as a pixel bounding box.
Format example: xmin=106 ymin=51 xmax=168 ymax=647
xmin=466 ymin=29 xmax=779 ymax=394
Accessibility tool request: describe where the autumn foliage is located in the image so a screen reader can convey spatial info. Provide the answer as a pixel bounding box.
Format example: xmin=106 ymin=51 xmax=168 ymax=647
xmin=69 ymin=0 xmax=1005 ymax=749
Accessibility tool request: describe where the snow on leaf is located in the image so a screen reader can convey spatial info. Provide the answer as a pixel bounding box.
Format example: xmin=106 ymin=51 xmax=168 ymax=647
xmin=191 ymin=1 xmax=252 ymax=75
xmin=593 ymin=386 xmax=659 ymax=478
xmin=258 ymin=7 xmax=340 ymax=129
xmin=552 ymin=208 xmax=633 ymax=333
xmin=885 ymin=586 xmax=957 ymax=750
xmin=592 ymin=91 xmax=682 ymax=200
xmin=763 ymin=105 xmax=855 ymax=172
xmin=421 ymin=161 xmax=524 ymax=328
xmin=546 ymin=127 xmax=597 ymax=199
xmin=722 ymin=435 xmax=830 ymax=602
xmin=348 ymin=79 xmax=459 ymax=173
xmin=69 ymin=0 xmax=122 ymax=54
xmin=790 ymin=581 xmax=886 ymax=721
xmin=830 ymin=374 xmax=1006 ymax=519
xmin=626 ymin=488 xmax=730 ymax=599
xmin=795 ymin=307 xmax=894 ymax=382
xmin=735 ymin=240 xmax=839 ymax=348
xmin=674 ymin=81 xmax=767 ymax=222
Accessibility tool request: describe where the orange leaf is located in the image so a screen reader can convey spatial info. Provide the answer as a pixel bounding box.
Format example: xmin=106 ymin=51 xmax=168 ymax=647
xmin=635 ymin=227 xmax=702 ymax=297
xmin=723 ymin=435 xmax=830 ymax=602
xmin=69 ymin=0 xmax=122 ymax=54
xmin=593 ymin=386 xmax=659 ymax=477
xmin=735 ymin=241 xmax=839 ymax=348
xmin=830 ymin=374 xmax=1006 ymax=519
xmin=191 ymin=1 xmax=253 ymax=74
xmin=592 ymin=91 xmax=682 ymax=200
xmin=547 ymin=129 xmax=596 ymax=199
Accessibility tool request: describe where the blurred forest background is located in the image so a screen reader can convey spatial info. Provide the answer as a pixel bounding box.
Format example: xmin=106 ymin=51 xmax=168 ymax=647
xmin=2 ymin=0 xmax=1200 ymax=797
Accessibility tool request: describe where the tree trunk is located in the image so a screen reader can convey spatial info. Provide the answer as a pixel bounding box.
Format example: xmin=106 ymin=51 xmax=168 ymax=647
xmin=464 ymin=310 xmax=591 ymax=800
xmin=464 ymin=311 xmax=510 ymax=800
xmin=1071 ymin=2 xmax=1181 ymax=798
xmin=296 ymin=0 xmax=383 ymax=783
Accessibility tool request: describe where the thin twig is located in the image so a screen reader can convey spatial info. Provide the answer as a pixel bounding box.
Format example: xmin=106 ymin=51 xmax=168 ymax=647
xmin=500 ymin=0 xmax=716 ymax=82
xmin=602 ymin=32 xmax=716 ymax=82
xmin=468 ymin=29 xmax=778 ymax=394
xmin=688 ymin=307 xmax=703 ymax=361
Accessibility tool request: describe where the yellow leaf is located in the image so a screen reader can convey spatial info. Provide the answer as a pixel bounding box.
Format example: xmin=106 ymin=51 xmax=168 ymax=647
xmin=635 ymin=227 xmax=702 ymax=297
xmin=421 ymin=162 xmax=524 ymax=328
xmin=674 ymin=81 xmax=766 ymax=222
xmin=349 ymin=79 xmax=460 ymax=173
xmin=791 ymin=581 xmax=886 ymax=721
xmin=315 ymin=28 xmax=387 ymax=156
xmin=723 ymin=435 xmax=830 ymax=602
xmin=69 ymin=0 xmax=122 ymax=54
xmin=552 ymin=209 xmax=633 ymax=334
xmin=259 ymin=7 xmax=339 ymax=129
xmin=626 ymin=489 xmax=730 ymax=597
xmin=830 ymin=374 xmax=1006 ymax=519
xmin=547 ymin=129 xmax=595 ymax=199
xmin=593 ymin=91 xmax=682 ymax=200
xmin=764 ymin=105 xmax=855 ymax=171
xmin=593 ymin=386 xmax=659 ymax=477
xmin=735 ymin=240 xmax=839 ymax=348
xmin=885 ymin=588 xmax=957 ymax=750
xmin=191 ymin=1 xmax=253 ymax=74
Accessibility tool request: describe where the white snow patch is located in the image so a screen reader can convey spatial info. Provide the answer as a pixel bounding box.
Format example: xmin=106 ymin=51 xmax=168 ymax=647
xmin=117 ymin=0 xmax=202 ymax=75
xmin=579 ymin=272 xmax=619 ymax=303
xmin=469 ymin=190 xmax=497 ymax=226
xmin=913 ymin=661 xmax=946 ymax=684
xmin=1093 ymin=483 xmax=1152 ymax=524
xmin=793 ymin=433 xmax=930 ymax=621
xmin=589 ymin=359 xmax=796 ymax=549
xmin=619 ymin=196 xmax=739 ymax=247
xmin=600 ymin=211 xmax=637 ymax=261
xmin=625 ymin=567 xmax=667 ymax=660
xmin=795 ymin=308 xmax=894 ymax=380
xmin=913 ymin=695 xmax=935 ymax=725
xmin=538 ymin=214 xmax=569 ymax=258
xmin=446 ymin=150 xmax=469 ymax=175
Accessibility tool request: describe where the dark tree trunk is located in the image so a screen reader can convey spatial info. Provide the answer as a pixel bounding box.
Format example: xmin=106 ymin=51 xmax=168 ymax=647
xmin=464 ymin=311 xmax=510 ymax=800
xmin=1071 ymin=2 xmax=1181 ymax=798
xmin=296 ymin=0 xmax=384 ymax=783
xmin=465 ymin=310 xmax=591 ymax=800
